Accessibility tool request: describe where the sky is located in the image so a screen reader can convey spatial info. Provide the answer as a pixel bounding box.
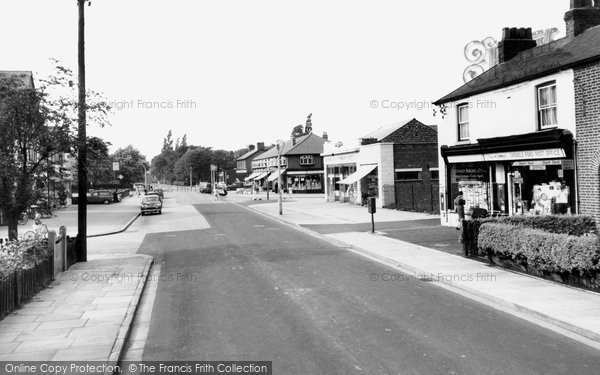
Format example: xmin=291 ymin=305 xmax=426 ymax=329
xmin=1 ymin=0 xmax=568 ymax=160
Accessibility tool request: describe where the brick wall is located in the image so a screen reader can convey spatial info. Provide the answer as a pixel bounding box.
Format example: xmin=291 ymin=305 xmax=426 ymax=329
xmin=574 ymin=61 xmax=600 ymax=221
xmin=393 ymin=143 xmax=440 ymax=213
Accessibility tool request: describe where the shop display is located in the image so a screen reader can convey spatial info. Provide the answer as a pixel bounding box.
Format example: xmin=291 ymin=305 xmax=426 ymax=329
xmin=458 ymin=181 xmax=490 ymax=211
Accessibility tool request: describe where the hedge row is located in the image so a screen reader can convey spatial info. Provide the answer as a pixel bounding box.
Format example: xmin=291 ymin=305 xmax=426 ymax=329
xmin=492 ymin=215 xmax=597 ymax=237
xmin=477 ymin=223 xmax=600 ymax=274
xmin=0 ymin=239 xmax=51 ymax=279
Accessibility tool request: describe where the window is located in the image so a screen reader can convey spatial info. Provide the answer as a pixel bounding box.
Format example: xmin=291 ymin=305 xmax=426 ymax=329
xmin=431 ymin=170 xmax=439 ymax=180
xmin=538 ymin=82 xmax=557 ymax=129
xmin=457 ymin=104 xmax=469 ymax=141
xmin=300 ymin=155 xmax=314 ymax=165
xmin=395 ymin=171 xmax=421 ymax=181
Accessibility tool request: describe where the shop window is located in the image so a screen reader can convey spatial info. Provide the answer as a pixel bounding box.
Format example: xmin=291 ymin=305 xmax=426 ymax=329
xmin=396 ymin=171 xmax=421 ymax=181
xmin=537 ymin=82 xmax=557 ymax=129
xmin=300 ymin=155 xmax=315 ymax=165
xmin=457 ymin=104 xmax=469 ymax=141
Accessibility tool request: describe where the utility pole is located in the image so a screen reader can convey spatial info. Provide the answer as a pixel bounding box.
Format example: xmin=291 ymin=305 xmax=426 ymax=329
xmin=277 ymin=140 xmax=284 ymax=215
xmin=76 ymin=0 xmax=89 ymax=262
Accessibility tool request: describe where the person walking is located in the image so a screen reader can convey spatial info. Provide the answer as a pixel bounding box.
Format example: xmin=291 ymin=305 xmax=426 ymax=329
xmin=454 ymin=191 xmax=466 ymax=243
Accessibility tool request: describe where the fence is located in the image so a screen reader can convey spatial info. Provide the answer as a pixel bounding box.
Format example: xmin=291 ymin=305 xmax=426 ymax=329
xmin=0 ymin=228 xmax=71 ymax=320
xmin=0 ymin=257 xmax=54 ymax=320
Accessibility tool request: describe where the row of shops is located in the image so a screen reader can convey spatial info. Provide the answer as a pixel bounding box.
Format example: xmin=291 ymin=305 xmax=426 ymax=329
xmin=243 ymin=170 xmax=324 ymax=193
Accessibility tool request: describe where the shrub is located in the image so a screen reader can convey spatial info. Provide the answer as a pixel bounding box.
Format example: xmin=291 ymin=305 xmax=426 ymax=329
xmin=478 ymin=223 xmax=600 ymax=274
xmin=493 ymin=215 xmax=597 ymax=236
xmin=0 ymin=239 xmax=51 ymax=279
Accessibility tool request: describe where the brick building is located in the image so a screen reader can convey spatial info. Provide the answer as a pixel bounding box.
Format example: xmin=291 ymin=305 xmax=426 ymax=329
xmin=434 ymin=0 xmax=600 ymax=225
xmin=323 ymin=119 xmax=439 ymax=212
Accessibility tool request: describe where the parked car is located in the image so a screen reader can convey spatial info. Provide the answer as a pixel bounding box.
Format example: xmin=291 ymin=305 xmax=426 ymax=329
xmin=199 ymin=182 xmax=212 ymax=194
xmin=140 ymin=195 xmax=162 ymax=216
xmin=87 ymin=190 xmax=114 ymax=205
xmin=227 ymin=182 xmax=243 ymax=191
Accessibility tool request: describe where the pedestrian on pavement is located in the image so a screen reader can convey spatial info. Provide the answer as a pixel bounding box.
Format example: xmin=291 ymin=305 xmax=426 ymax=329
xmin=113 ymin=189 xmax=119 ymax=203
xmin=454 ymin=191 xmax=466 ymax=243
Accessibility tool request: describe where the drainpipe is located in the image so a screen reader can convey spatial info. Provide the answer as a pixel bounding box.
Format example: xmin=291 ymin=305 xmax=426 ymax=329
xmin=573 ymin=139 xmax=579 ymax=214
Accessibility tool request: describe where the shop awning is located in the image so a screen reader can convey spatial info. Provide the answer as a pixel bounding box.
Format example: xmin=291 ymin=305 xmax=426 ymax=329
xmin=286 ymin=170 xmax=323 ymax=175
xmin=337 ymin=164 xmax=377 ymax=185
xmin=253 ymin=172 xmax=269 ymax=181
xmin=267 ymin=169 xmax=286 ymax=182
xmin=244 ymin=172 xmax=261 ymax=181
xmin=441 ymin=129 xmax=574 ymax=163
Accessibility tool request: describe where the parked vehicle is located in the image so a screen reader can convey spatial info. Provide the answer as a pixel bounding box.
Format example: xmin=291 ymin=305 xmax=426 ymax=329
xmin=141 ymin=195 xmax=162 ymax=216
xmin=87 ymin=190 xmax=113 ymax=204
xmin=199 ymin=182 xmax=212 ymax=194
xmin=227 ymin=182 xmax=244 ymax=191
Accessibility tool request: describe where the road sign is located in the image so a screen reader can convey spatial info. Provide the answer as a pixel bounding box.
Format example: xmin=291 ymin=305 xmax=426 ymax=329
xmin=210 ymin=164 xmax=217 ymax=171
xmin=112 ymin=162 xmax=120 ymax=171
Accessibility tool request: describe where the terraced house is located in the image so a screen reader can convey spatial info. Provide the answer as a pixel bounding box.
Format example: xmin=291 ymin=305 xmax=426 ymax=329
xmin=434 ymin=0 xmax=600 ymax=226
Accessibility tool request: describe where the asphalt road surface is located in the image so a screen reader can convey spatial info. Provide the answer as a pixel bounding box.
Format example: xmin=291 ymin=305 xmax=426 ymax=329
xmin=137 ymin=200 xmax=600 ymax=374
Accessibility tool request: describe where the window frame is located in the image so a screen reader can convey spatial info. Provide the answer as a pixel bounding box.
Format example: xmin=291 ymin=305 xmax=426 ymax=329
xmin=299 ymin=155 xmax=315 ymax=166
xmin=457 ymin=103 xmax=470 ymax=141
xmin=537 ymin=81 xmax=558 ymax=130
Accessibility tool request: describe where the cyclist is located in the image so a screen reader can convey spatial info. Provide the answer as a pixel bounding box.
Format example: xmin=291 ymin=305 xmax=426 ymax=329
xmin=32 ymin=213 xmax=46 ymax=236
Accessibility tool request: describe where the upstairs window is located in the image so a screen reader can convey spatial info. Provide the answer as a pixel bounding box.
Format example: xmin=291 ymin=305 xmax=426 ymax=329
xmin=300 ymin=155 xmax=314 ymax=165
xmin=538 ymin=82 xmax=557 ymax=129
xmin=457 ymin=104 xmax=469 ymax=141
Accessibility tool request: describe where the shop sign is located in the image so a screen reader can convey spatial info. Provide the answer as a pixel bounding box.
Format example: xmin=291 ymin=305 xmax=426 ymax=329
xmin=513 ymin=178 xmax=524 ymax=183
xmin=529 ymin=165 xmax=547 ymax=170
xmin=484 ymin=148 xmax=565 ymax=161
xmin=512 ymin=159 xmax=563 ymax=167
xmin=562 ymin=160 xmax=574 ymax=170
xmin=453 ymin=166 xmax=488 ymax=181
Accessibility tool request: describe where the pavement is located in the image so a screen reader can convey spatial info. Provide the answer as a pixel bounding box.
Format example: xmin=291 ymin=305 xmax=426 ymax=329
xmin=0 ymin=195 xmax=152 ymax=362
xmin=243 ymin=195 xmax=600 ymax=350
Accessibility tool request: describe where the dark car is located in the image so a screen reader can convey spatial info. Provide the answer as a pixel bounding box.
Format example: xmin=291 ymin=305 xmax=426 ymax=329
xmin=87 ymin=190 xmax=113 ymax=205
xmin=141 ymin=195 xmax=162 ymax=216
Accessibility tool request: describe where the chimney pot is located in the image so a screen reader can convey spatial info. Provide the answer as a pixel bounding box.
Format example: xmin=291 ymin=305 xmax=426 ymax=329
xmin=565 ymin=0 xmax=600 ymax=37
xmin=498 ymin=26 xmax=537 ymax=63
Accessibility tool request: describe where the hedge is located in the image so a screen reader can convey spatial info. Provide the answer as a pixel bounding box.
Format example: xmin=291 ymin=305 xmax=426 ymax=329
xmin=477 ymin=223 xmax=600 ymax=274
xmin=492 ymin=215 xmax=597 ymax=236
xmin=0 ymin=239 xmax=51 ymax=279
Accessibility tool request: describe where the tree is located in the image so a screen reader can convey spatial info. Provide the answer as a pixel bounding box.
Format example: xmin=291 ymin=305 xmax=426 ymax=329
xmin=110 ymin=145 xmax=149 ymax=187
xmin=68 ymin=136 xmax=113 ymax=186
xmin=0 ymin=72 xmax=71 ymax=240
xmin=291 ymin=124 xmax=304 ymax=138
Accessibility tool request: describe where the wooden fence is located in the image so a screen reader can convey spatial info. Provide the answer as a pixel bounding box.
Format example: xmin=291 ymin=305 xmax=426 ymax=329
xmin=0 ymin=257 xmax=54 ymax=320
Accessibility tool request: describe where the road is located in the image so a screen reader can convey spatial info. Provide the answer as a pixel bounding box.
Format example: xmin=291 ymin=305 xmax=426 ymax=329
xmin=132 ymin=192 xmax=600 ymax=374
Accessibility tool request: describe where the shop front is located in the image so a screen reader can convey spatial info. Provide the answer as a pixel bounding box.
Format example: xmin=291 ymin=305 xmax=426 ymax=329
xmin=440 ymin=129 xmax=576 ymax=226
xmin=286 ymin=171 xmax=323 ymax=193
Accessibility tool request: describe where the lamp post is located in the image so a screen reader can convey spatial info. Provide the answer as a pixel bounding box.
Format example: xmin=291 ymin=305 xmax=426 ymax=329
xmin=189 ymin=167 xmax=192 ymax=191
xmin=143 ymin=165 xmax=147 ymax=188
xmin=277 ymin=139 xmax=284 ymax=215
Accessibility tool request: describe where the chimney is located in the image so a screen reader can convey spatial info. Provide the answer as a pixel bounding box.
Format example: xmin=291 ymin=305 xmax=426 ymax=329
xmin=322 ymin=131 xmax=328 ymax=141
xmin=248 ymin=144 xmax=255 ymax=151
xmin=257 ymin=142 xmax=264 ymax=150
xmin=291 ymin=137 xmax=296 ymax=146
xmin=565 ymin=0 xmax=600 ymax=38
xmin=498 ymin=27 xmax=537 ymax=63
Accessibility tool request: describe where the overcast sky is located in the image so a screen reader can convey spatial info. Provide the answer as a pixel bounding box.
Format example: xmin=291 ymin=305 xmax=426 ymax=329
xmin=1 ymin=0 xmax=568 ymax=159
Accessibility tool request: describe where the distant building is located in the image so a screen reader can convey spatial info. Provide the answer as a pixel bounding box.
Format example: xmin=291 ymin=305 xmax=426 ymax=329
xmin=236 ymin=142 xmax=267 ymax=182
xmin=250 ymin=132 xmax=329 ymax=193
xmin=323 ymin=119 xmax=439 ymax=211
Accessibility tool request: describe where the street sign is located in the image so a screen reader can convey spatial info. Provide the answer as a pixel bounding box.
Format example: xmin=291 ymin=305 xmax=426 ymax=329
xmin=112 ymin=162 xmax=120 ymax=171
xmin=210 ymin=164 xmax=217 ymax=171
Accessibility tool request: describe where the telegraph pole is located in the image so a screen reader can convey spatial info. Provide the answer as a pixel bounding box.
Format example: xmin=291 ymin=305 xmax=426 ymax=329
xmin=77 ymin=0 xmax=89 ymax=261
